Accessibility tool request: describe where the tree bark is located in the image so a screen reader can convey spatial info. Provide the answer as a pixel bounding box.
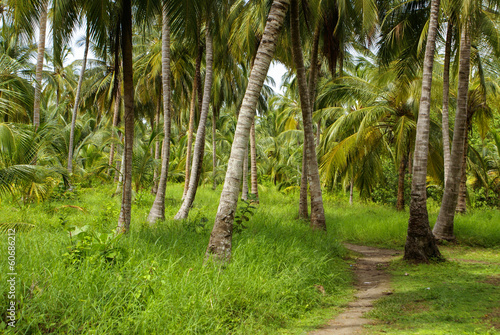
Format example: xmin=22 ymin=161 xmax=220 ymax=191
xmin=349 ymin=178 xmax=354 ymax=205
xmin=404 ymin=0 xmax=442 ymax=262
xmin=116 ymin=0 xmax=134 ymax=233
xmin=290 ymin=0 xmax=326 ymax=230
xmin=151 ymin=95 xmax=161 ymax=194
xmin=183 ymin=45 xmax=203 ymax=199
xmin=298 ymin=143 xmax=309 ymax=219
xmin=108 ymin=81 xmax=121 ymax=177
xmin=175 ymin=28 xmax=214 ymax=220
xmin=241 ymin=144 xmax=249 ymax=200
xmin=33 ymin=1 xmax=48 ymax=130
xmin=396 ymin=157 xmax=406 ymax=211
xmin=433 ymin=24 xmax=471 ymax=241
xmin=205 ymin=0 xmax=289 ymax=261
xmin=67 ymin=26 xmax=89 ymax=174
xmin=442 ymin=21 xmax=453 ymax=183
xmin=455 ymin=130 xmax=468 ymax=214
xmin=249 ymin=121 xmax=259 ymax=202
xmin=147 ymin=7 xmax=172 ymax=223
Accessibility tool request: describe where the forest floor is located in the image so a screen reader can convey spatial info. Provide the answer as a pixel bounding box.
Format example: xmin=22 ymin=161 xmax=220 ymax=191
xmin=309 ymin=244 xmax=400 ymax=335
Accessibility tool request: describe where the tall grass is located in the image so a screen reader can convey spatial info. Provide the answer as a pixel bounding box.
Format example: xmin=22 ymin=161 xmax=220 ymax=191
xmin=0 ymin=184 xmax=351 ymax=334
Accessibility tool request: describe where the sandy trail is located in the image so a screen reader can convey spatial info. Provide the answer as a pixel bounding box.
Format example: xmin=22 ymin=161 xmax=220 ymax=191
xmin=309 ymin=244 xmax=401 ymax=335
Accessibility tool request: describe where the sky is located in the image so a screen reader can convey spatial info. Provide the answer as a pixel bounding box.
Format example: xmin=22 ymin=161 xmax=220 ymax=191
xmin=67 ymin=26 xmax=288 ymax=95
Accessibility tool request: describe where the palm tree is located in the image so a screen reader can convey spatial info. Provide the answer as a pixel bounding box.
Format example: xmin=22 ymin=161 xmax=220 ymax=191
xmin=33 ymin=1 xmax=48 ymax=130
xmin=148 ymin=4 xmax=173 ymax=223
xmin=206 ymin=0 xmax=290 ymax=261
xmin=404 ymin=0 xmax=442 ymax=262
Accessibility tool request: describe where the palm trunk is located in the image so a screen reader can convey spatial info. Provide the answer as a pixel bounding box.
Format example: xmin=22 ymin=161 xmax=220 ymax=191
xmin=456 ymin=130 xmax=469 ymax=214
xmin=249 ymin=121 xmax=259 ymax=202
xmin=151 ymin=95 xmax=161 ymax=194
xmin=433 ymin=25 xmax=471 ymax=241
xmin=33 ymin=1 xmax=48 ymax=130
xmin=396 ymin=157 xmax=406 ymax=211
xmin=290 ymin=0 xmax=326 ymax=230
xmin=183 ymin=45 xmax=203 ymax=199
xmin=442 ymin=21 xmax=453 ymax=183
xmin=116 ymin=0 xmax=134 ymax=233
xmin=298 ymin=143 xmax=309 ymax=219
xmin=108 ymin=32 xmax=122 ymax=178
xmin=212 ymin=106 xmax=218 ymax=190
xmin=175 ymin=27 xmax=214 ymax=220
xmin=115 ymin=144 xmax=125 ymax=195
xmin=67 ymin=26 xmax=90 ymax=174
xmin=241 ymin=144 xmax=249 ymax=200
xmin=404 ymin=0 xmax=442 ymax=262
xmin=147 ymin=8 xmax=172 ymax=223
xmin=206 ymin=0 xmax=289 ymax=261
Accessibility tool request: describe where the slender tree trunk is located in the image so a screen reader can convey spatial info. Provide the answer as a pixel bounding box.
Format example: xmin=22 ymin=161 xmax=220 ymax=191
xmin=298 ymin=143 xmax=309 ymax=219
xmin=212 ymin=106 xmax=218 ymax=190
xmin=290 ymin=0 xmax=326 ymax=230
xmin=456 ymin=131 xmax=469 ymax=214
xmin=433 ymin=24 xmax=471 ymax=241
xmin=175 ymin=28 xmax=214 ymax=220
xmin=396 ymin=157 xmax=407 ymax=211
xmin=442 ymin=21 xmax=453 ymax=183
xmin=147 ymin=7 xmax=172 ymax=223
xmin=404 ymin=0 xmax=442 ymax=262
xmin=241 ymin=144 xmax=249 ymax=200
xmin=249 ymin=121 xmax=259 ymax=202
xmin=183 ymin=46 xmax=203 ymax=199
xmin=33 ymin=1 xmax=48 ymax=130
xmin=67 ymin=26 xmax=89 ymax=174
xmin=115 ymin=144 xmax=125 ymax=195
xmin=116 ymin=0 xmax=134 ymax=233
xmin=108 ymin=82 xmax=121 ymax=176
xmin=206 ymin=0 xmax=289 ymax=261
xmin=151 ymin=95 xmax=161 ymax=194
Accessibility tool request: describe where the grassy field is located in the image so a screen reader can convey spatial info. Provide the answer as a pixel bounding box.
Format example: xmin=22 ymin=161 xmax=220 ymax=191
xmin=0 ymin=183 xmax=499 ymax=334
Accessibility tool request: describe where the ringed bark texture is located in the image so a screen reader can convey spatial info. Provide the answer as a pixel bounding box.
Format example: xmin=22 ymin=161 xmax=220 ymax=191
xmin=33 ymin=1 xmax=48 ymax=130
xmin=205 ymin=0 xmax=290 ymax=261
xmin=404 ymin=0 xmax=442 ymax=262
xmin=147 ymin=8 xmax=172 ymax=223
xmin=175 ymin=28 xmax=214 ymax=220
xmin=290 ymin=0 xmax=326 ymax=230
xmin=433 ymin=26 xmax=471 ymax=240
xmin=116 ymin=0 xmax=134 ymax=233
xmin=442 ymin=22 xmax=453 ymax=183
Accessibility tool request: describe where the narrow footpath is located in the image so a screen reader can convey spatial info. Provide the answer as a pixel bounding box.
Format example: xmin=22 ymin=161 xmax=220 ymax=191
xmin=309 ymin=244 xmax=401 ymax=335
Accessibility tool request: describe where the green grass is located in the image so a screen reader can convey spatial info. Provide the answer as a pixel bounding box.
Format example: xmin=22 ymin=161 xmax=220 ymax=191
xmin=1 ymin=184 xmax=499 ymax=334
xmin=366 ymin=246 xmax=500 ymax=334
xmin=0 ymin=184 xmax=353 ymax=334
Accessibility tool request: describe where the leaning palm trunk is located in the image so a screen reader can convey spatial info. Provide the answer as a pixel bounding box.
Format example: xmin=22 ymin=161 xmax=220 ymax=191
xmin=290 ymin=0 xmax=326 ymax=230
xmin=67 ymin=27 xmax=89 ymax=174
xmin=404 ymin=0 xmax=442 ymax=262
xmin=205 ymin=0 xmax=290 ymax=261
xmin=212 ymin=107 xmax=218 ymax=190
xmin=433 ymin=25 xmax=471 ymax=241
xmin=442 ymin=21 xmax=453 ymax=183
xmin=241 ymin=144 xmax=249 ymax=200
xmin=33 ymin=1 xmax=48 ymax=130
xmin=116 ymin=0 xmax=134 ymax=233
xmin=183 ymin=47 xmax=203 ymax=199
xmin=249 ymin=121 xmax=259 ymax=202
xmin=147 ymin=8 xmax=172 ymax=223
xmin=174 ymin=28 xmax=214 ymax=220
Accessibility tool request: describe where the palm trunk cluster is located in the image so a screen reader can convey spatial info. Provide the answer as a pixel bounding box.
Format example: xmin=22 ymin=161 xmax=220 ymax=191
xmin=433 ymin=24 xmax=472 ymax=240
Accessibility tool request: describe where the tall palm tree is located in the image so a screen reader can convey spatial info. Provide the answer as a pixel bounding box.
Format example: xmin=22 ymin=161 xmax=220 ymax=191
xmin=148 ymin=4 xmax=172 ymax=223
xmin=206 ymin=0 xmax=290 ymax=261
xmin=404 ymin=0 xmax=442 ymax=262
xmin=33 ymin=1 xmax=48 ymax=130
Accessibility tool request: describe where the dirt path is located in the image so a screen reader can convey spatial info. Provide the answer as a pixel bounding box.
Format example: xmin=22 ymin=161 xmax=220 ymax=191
xmin=309 ymin=244 xmax=401 ymax=335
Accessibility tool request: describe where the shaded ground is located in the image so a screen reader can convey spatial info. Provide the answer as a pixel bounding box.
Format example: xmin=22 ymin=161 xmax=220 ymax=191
xmin=309 ymin=244 xmax=401 ymax=335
